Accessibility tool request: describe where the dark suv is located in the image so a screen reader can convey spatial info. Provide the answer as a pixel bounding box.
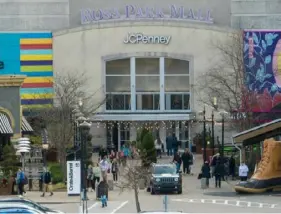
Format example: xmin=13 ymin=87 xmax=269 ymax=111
xmin=147 ymin=164 xmax=182 ymax=194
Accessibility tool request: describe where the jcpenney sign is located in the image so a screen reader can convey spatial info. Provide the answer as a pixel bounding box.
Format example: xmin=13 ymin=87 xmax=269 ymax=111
xmin=124 ymin=33 xmax=171 ymax=45
xmin=81 ymin=5 xmax=213 ymax=24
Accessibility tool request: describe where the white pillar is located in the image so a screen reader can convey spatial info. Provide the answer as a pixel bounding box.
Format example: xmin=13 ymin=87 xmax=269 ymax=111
xmin=130 ymin=122 xmax=137 ymax=141
xmin=160 ymin=122 xmax=166 ymax=151
xmin=176 ymin=122 xmax=180 ymax=140
xmin=118 ymin=125 xmax=121 ymax=151
xmin=130 ymin=57 xmax=136 ymax=111
xmin=160 ymin=57 xmax=165 ymax=111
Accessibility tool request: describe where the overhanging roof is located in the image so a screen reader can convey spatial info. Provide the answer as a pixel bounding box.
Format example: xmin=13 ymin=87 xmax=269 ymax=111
xmin=0 ymin=113 xmax=13 ymax=134
xmin=21 ymin=116 xmax=34 ymax=133
xmin=232 ymin=119 xmax=281 ymax=144
xmin=91 ymin=113 xmax=191 ymax=121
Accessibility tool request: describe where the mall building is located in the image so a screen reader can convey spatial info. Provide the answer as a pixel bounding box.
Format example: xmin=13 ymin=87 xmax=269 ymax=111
xmin=0 ymin=0 xmax=280 ymax=150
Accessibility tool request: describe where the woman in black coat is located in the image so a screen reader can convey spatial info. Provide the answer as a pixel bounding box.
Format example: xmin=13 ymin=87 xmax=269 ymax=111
xmin=201 ymin=161 xmax=211 ymax=187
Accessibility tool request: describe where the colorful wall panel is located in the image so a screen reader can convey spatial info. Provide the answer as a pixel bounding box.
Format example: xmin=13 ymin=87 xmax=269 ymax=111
xmin=244 ymin=30 xmax=281 ymax=112
xmin=0 ymin=32 xmax=53 ymax=107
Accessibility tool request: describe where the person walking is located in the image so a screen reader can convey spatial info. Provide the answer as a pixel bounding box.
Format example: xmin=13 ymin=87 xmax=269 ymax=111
xmin=100 ymin=156 xmax=110 ymax=182
xmin=211 ymin=153 xmax=221 ymax=177
xmin=214 ymin=162 xmax=224 ymax=188
xmin=171 ymin=133 xmax=179 ymax=155
xmin=16 ymin=168 xmax=25 ymax=196
xmin=229 ymin=156 xmax=236 ymax=180
xmin=87 ymin=164 xmax=93 ymax=192
xmin=201 ymin=161 xmax=211 ymax=188
xmin=166 ymin=133 xmax=173 ymax=156
xmin=111 ymin=159 xmax=118 ymax=183
xmin=173 ymin=151 xmax=182 ymax=173
xmin=181 ymin=149 xmax=192 ymax=174
xmin=239 ymin=162 xmax=249 ymax=181
xmin=92 ymin=163 xmax=101 ymax=191
xmin=99 ymin=146 xmax=108 ymax=160
xmin=41 ymin=168 xmax=53 ymax=197
xmin=155 ymin=136 xmax=162 ymax=159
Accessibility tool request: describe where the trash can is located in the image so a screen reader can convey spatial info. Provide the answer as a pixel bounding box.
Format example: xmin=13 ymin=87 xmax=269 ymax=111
xmin=96 ymin=181 xmax=108 ymax=200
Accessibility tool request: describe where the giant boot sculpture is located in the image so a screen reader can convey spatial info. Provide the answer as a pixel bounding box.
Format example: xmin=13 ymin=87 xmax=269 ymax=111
xmin=235 ymin=138 xmax=281 ymax=193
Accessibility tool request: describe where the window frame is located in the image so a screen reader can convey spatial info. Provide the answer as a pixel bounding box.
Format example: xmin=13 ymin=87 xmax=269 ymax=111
xmin=135 ymin=93 xmax=160 ymax=111
xmin=105 ymin=93 xmax=131 ymax=111
xmin=165 ymin=92 xmax=191 ymax=112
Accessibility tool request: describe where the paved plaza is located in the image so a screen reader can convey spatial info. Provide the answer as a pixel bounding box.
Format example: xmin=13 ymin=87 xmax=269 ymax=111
xmin=12 ymin=155 xmax=281 ymax=213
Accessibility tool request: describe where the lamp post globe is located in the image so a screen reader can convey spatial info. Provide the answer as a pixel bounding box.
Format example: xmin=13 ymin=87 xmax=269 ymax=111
xmin=17 ymin=138 xmax=31 ymax=173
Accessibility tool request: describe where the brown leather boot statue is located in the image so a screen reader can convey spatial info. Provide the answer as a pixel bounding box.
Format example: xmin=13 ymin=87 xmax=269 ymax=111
xmin=235 ymin=138 xmax=281 ymax=193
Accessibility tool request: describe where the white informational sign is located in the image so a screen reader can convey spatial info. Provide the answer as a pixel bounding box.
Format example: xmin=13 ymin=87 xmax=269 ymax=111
xmin=67 ymin=161 xmax=81 ymax=195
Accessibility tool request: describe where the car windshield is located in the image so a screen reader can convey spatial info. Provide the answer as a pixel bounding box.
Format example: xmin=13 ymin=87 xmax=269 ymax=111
xmin=0 ymin=200 xmax=51 ymax=212
xmin=153 ymin=165 xmax=177 ymax=174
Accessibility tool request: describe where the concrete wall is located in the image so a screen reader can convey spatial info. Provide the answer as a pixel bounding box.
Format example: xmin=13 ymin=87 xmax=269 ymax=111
xmin=231 ymin=0 xmax=281 ymax=29
xmin=69 ymin=0 xmax=231 ymax=28
xmin=53 ymin=22 xmax=230 ymax=114
xmin=0 ymin=87 xmax=21 ymax=134
xmin=0 ymin=0 xmax=69 ymax=31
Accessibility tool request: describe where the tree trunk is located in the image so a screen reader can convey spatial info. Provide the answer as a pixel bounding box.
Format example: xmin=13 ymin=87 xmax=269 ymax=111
xmin=58 ymin=151 xmax=67 ymax=181
xmin=134 ymin=186 xmax=141 ymax=213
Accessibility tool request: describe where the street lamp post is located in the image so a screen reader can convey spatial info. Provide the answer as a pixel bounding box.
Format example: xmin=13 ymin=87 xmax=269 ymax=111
xmin=203 ymin=105 xmax=206 ymax=162
xmin=212 ymin=97 xmax=218 ymax=156
xmin=220 ymin=111 xmax=228 ymax=160
xmin=76 ymin=115 xmax=91 ymax=214
xmin=16 ymin=138 xmax=31 ymax=173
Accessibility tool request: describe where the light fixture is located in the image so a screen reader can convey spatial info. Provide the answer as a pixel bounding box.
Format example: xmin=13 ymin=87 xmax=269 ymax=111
xmin=42 ymin=144 xmax=49 ymax=150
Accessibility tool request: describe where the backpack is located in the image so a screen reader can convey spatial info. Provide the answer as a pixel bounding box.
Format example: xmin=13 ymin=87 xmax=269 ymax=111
xmin=23 ymin=175 xmax=28 ymax=185
xmin=44 ymin=172 xmax=51 ymax=183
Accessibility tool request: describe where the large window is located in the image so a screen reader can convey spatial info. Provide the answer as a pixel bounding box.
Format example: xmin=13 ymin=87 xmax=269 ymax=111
xmin=164 ymin=58 xmax=190 ymax=110
xmin=106 ymin=59 xmax=131 ymax=110
xmin=165 ymin=94 xmax=190 ymax=110
xmin=136 ymin=94 xmax=160 ymax=110
xmin=135 ymin=58 xmax=160 ymax=110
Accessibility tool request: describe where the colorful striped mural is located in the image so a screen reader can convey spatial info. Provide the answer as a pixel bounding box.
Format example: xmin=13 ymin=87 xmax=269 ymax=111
xmin=0 ymin=32 xmax=53 ymax=107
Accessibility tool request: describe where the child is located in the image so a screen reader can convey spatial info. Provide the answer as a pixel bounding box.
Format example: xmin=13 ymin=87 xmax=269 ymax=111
xmin=239 ymin=162 xmax=249 ymax=181
xmin=101 ymin=195 xmax=107 ymax=208
xmin=111 ymin=159 xmax=118 ymax=182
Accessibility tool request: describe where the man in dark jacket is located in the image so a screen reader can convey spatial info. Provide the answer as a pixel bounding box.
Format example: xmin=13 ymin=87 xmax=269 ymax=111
xmin=214 ymin=162 xmax=224 ymax=188
xmin=41 ymin=168 xmax=53 ymax=197
xmin=181 ymin=149 xmax=192 ymax=174
xmin=171 ymin=133 xmax=178 ymax=155
xmin=166 ymin=133 xmax=173 ymax=156
xmin=173 ymin=151 xmax=182 ymax=173
xmin=201 ymin=161 xmax=211 ymax=187
xmin=229 ymin=156 xmax=236 ymax=180
xmin=99 ymin=146 xmax=108 ymax=160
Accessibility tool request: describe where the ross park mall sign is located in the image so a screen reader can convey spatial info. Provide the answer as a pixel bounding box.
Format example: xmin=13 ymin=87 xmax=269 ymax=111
xmin=81 ymin=5 xmax=213 ymax=24
xmin=124 ymin=33 xmax=171 ymax=45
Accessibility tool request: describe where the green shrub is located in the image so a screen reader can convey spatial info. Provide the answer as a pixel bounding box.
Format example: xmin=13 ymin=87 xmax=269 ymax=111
xmin=0 ymin=144 xmax=19 ymax=177
xmin=49 ymin=163 xmax=64 ymax=184
xmin=139 ymin=131 xmax=157 ymax=168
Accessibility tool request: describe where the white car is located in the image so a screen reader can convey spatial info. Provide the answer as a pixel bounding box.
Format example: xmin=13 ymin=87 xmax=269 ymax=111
xmin=0 ymin=198 xmax=64 ymax=214
xmin=0 ymin=203 xmax=45 ymax=213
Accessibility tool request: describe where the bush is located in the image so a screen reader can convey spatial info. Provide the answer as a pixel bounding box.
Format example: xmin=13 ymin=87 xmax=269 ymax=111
xmin=0 ymin=144 xmax=19 ymax=177
xmin=139 ymin=131 xmax=157 ymax=168
xmin=49 ymin=163 xmax=64 ymax=184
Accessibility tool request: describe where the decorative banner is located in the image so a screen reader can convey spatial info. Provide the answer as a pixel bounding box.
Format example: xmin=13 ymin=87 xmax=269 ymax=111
xmin=67 ymin=161 xmax=81 ymax=195
xmin=244 ymin=30 xmax=281 ymax=112
xmin=0 ymin=32 xmax=53 ymax=108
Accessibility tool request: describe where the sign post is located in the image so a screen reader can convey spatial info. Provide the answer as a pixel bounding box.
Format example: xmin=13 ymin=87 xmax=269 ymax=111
xmin=67 ymin=161 xmax=81 ymax=196
xmin=163 ymin=195 xmax=168 ymax=212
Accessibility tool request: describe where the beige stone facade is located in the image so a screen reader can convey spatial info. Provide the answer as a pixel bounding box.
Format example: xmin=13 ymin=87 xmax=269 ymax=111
xmin=53 ymin=20 xmax=232 ymax=149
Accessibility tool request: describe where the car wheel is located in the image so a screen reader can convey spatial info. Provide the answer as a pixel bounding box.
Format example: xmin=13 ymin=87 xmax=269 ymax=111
xmin=146 ymin=187 xmax=151 ymax=192
xmin=151 ymin=187 xmax=155 ymax=195
xmin=177 ymin=188 xmax=182 ymax=194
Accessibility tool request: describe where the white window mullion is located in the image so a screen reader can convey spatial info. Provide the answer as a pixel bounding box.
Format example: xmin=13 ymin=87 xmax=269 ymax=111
xmin=160 ymin=57 xmax=165 ymax=111
xmin=130 ymin=57 xmax=136 ymax=111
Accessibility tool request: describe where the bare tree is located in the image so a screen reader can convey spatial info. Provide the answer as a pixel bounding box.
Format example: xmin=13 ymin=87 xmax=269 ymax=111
xmin=34 ymin=72 xmax=106 ymax=180
xmin=197 ymin=31 xmax=257 ymax=131
xmin=116 ymin=157 xmax=150 ymax=213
